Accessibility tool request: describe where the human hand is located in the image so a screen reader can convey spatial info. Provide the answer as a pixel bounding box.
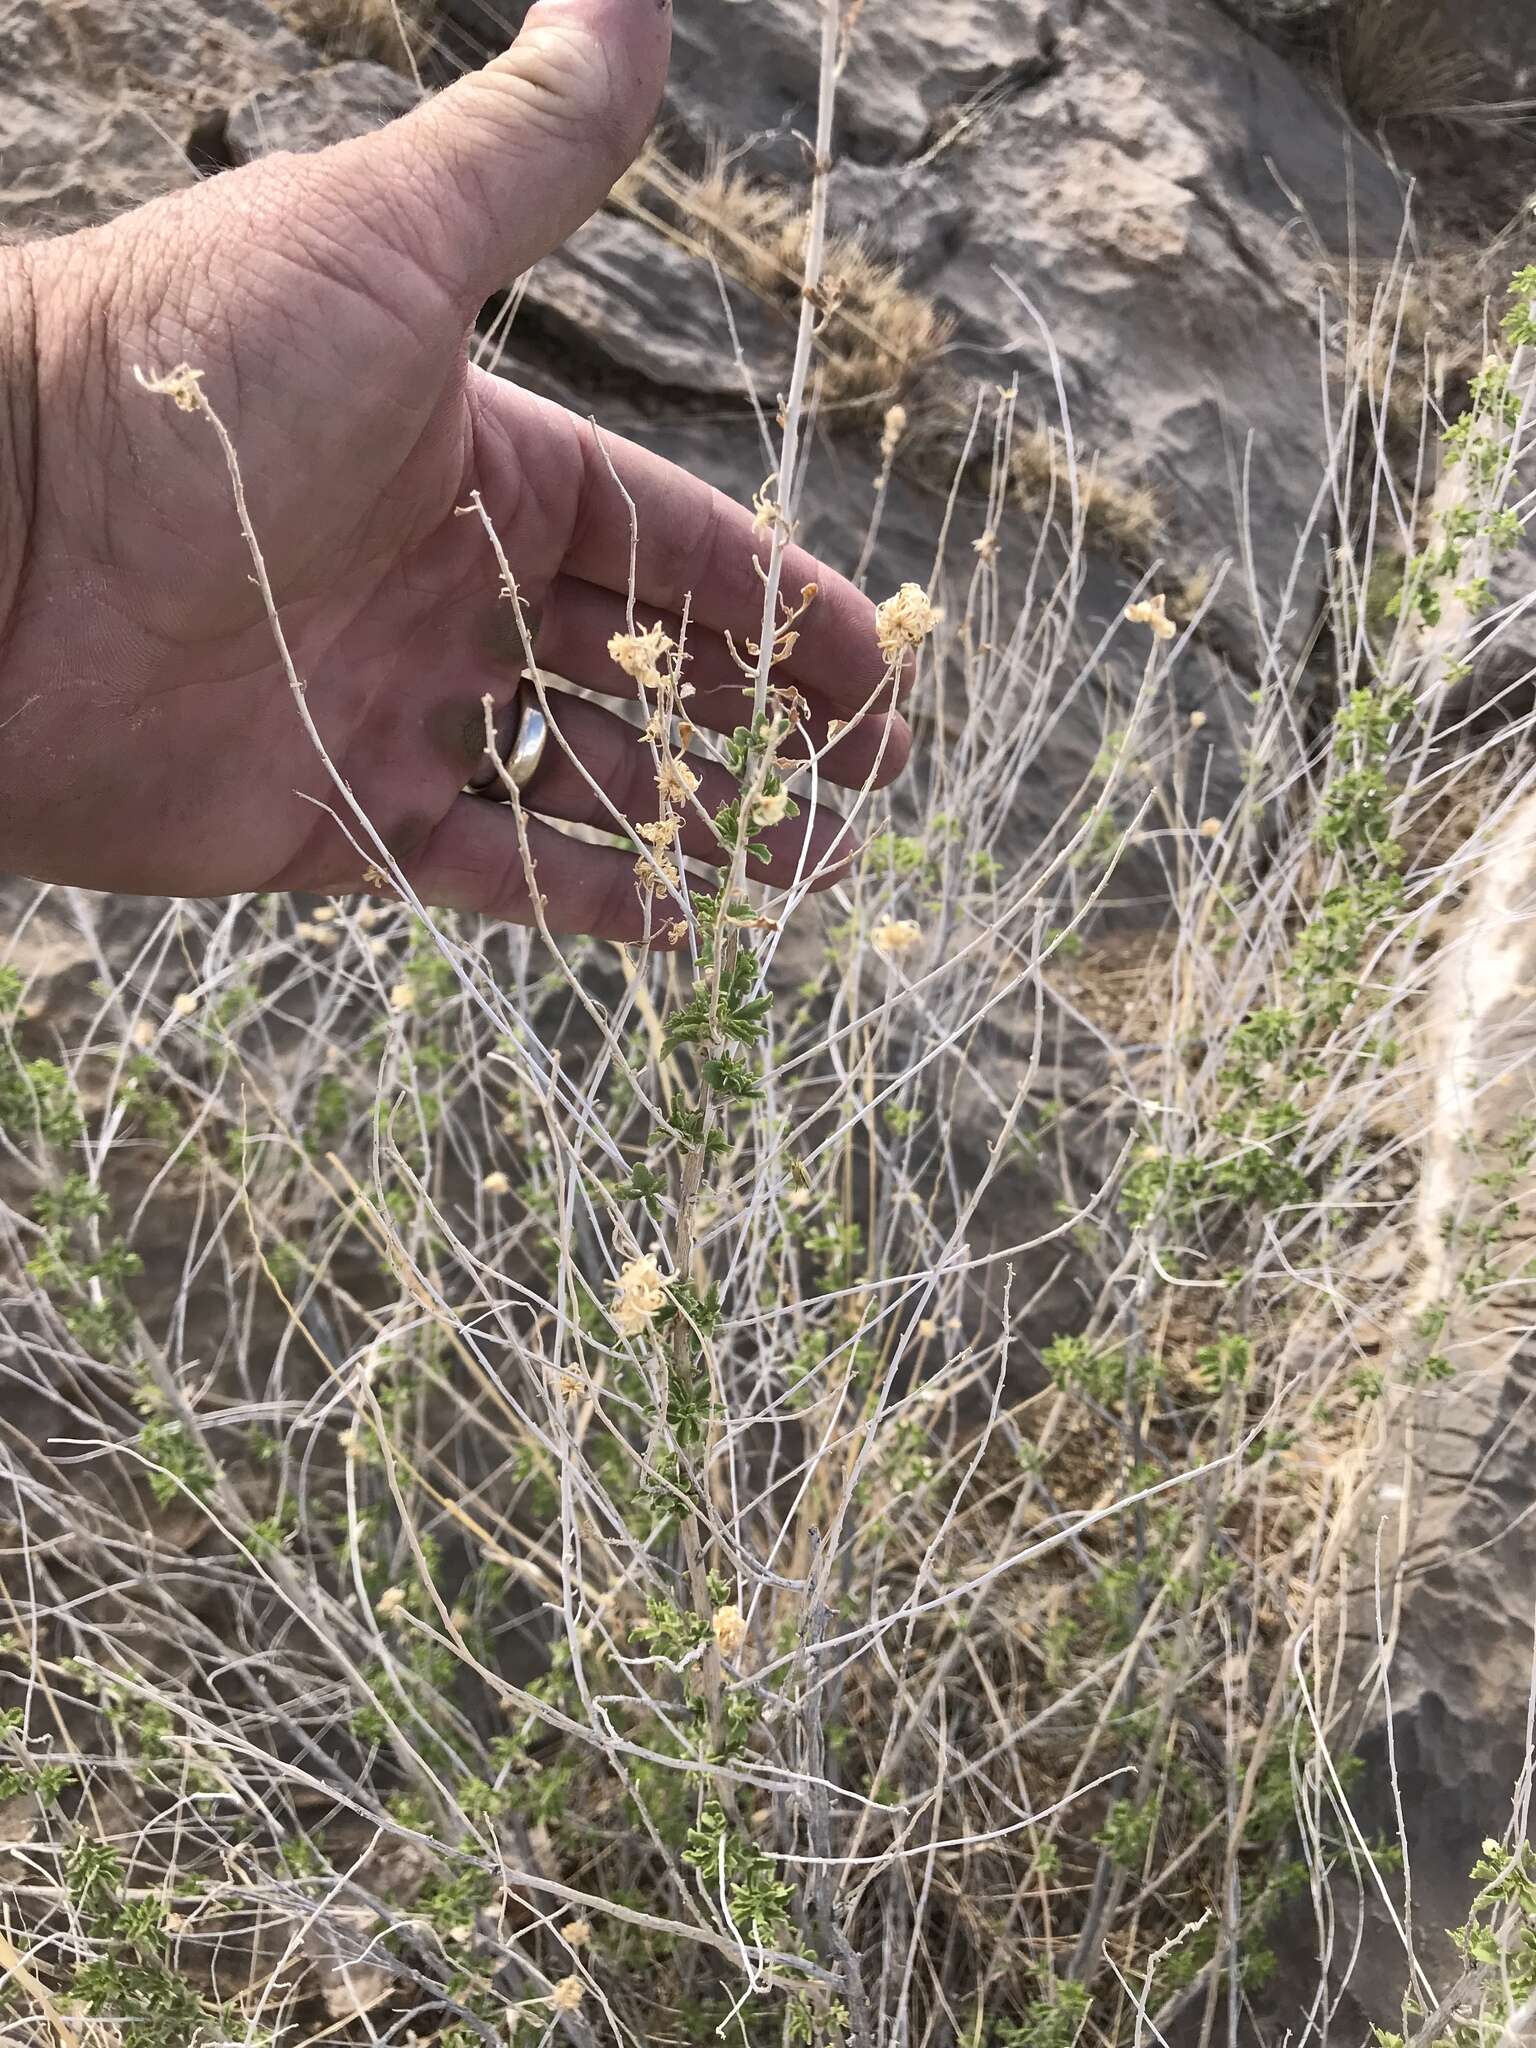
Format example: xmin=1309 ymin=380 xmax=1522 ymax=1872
xmin=0 ymin=0 xmax=911 ymax=942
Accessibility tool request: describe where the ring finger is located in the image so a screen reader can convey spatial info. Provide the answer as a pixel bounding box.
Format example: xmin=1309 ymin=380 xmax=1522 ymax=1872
xmin=533 ymin=575 xmax=913 ymax=791
xmin=504 ymin=687 xmax=861 ymax=890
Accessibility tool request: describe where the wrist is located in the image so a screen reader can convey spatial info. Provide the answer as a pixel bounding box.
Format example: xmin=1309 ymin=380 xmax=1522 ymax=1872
xmin=0 ymin=243 xmax=38 ymax=684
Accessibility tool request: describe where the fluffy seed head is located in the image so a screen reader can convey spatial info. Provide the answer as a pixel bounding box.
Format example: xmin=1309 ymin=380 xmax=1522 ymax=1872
xmin=870 ymin=916 xmax=924 ymax=959
xmin=1125 ymin=592 xmax=1177 ymax=642
xmin=876 ymin=582 xmax=943 ymax=664
xmin=612 ymin=1253 xmax=667 ymax=1337
xmin=657 ymin=756 xmax=701 ymax=806
xmin=712 ymin=1604 xmax=747 ymax=1656
xmin=609 ymin=623 xmax=676 ymax=692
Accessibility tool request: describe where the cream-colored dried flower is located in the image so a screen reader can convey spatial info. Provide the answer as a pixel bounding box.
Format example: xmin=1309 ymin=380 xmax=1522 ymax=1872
xmin=482 ymin=1171 xmax=511 ymax=1197
xmin=376 ymin=1585 xmax=407 ymax=1622
xmin=879 ymin=403 xmax=908 ymax=464
xmin=917 ymin=1317 xmax=940 ymax=1340
xmin=875 ymin=583 xmax=943 ymax=664
xmin=563 ymin=1919 xmax=592 ymax=1949
xmin=1188 ymin=709 xmax=1207 ymax=729
xmin=172 ymin=991 xmax=199 ymax=1019
xmin=312 ymin=905 xmax=338 ymax=923
xmin=870 ymin=916 xmax=923 ymax=959
xmin=638 ymin=815 xmax=680 ymax=850
xmin=131 ymin=1016 xmax=156 ymax=1050
xmin=612 ymin=1253 xmax=667 ymax=1337
xmin=973 ymin=528 xmax=1000 ymax=563
xmin=712 ymin=1605 xmax=747 ymax=1657
xmin=550 ymin=1976 xmax=585 ymax=2013
xmin=635 ymin=849 xmax=682 ymax=897
xmin=608 ymin=623 xmax=675 ymax=691
xmin=361 ymin=863 xmax=390 ymax=892
xmin=1198 ymin=817 xmax=1223 ymax=840
xmin=656 ymin=756 xmax=701 ymax=806
xmin=752 ymin=475 xmax=786 ymax=537
xmin=295 ymin=921 xmax=339 ymax=946
xmin=752 ymin=788 xmax=792 ymax=829
xmin=141 ymin=362 xmax=205 ymax=412
xmin=387 ymin=982 xmax=415 ymax=1012
xmin=1125 ymin=592 xmax=1177 ymax=642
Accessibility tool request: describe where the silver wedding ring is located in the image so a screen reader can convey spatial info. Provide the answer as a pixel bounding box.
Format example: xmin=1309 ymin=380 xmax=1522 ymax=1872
xmin=467 ymin=686 xmax=549 ymax=801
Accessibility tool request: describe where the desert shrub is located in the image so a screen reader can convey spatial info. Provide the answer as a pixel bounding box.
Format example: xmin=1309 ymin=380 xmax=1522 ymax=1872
xmin=3 ymin=41 xmax=1536 ymax=2048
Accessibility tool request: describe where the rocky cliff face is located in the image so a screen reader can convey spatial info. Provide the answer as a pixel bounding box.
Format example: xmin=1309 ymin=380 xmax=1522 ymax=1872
xmin=3 ymin=0 xmax=1536 ymax=2028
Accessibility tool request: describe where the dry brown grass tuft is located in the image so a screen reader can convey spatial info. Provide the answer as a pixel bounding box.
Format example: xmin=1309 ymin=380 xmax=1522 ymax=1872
xmin=280 ymin=0 xmax=435 ymax=72
xmin=617 ymin=151 xmax=955 ymax=413
xmin=1332 ymin=0 xmax=1486 ymax=123
xmin=1349 ymin=246 xmax=1502 ymax=452
xmin=1009 ymin=422 xmax=1162 ymax=559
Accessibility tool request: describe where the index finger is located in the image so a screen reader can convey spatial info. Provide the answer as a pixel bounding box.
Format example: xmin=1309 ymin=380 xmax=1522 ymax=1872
xmin=478 ymin=378 xmax=907 ymax=717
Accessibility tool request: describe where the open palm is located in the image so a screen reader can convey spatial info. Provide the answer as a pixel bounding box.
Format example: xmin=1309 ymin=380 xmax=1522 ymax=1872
xmin=0 ymin=0 xmax=909 ymax=942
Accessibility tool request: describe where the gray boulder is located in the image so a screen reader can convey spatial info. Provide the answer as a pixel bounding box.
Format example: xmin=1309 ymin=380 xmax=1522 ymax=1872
xmin=226 ymin=58 xmax=419 ymax=161
xmin=0 ymin=0 xmax=310 ymax=235
xmin=460 ymin=0 xmax=1408 ymax=867
xmin=1343 ymin=1345 xmax=1536 ymax=2022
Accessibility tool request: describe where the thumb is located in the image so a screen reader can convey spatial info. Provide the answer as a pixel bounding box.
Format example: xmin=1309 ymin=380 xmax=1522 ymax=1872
xmin=356 ymin=0 xmax=671 ymax=307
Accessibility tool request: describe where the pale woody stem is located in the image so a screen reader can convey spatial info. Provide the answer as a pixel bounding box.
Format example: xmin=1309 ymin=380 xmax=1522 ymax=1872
xmin=663 ymin=0 xmax=844 ymax=1630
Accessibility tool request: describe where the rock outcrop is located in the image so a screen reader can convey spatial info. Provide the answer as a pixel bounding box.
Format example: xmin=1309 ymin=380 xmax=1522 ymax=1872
xmin=225 ymin=56 xmax=418 ymax=160
xmin=0 ymin=0 xmax=310 ymax=235
xmin=1304 ymin=790 xmax=1536 ymax=2028
xmin=466 ymin=0 xmax=1407 ymax=865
